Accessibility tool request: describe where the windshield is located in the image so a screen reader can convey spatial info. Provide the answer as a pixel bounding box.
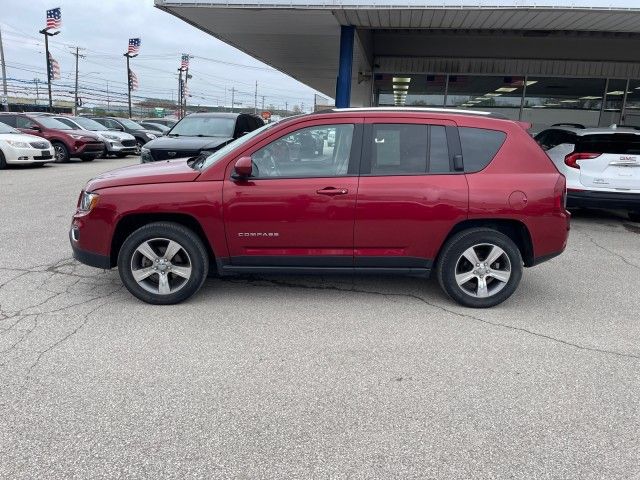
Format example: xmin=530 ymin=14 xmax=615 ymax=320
xmin=170 ymin=116 xmax=236 ymax=137
xmin=199 ymin=123 xmax=275 ymax=170
xmin=0 ymin=122 xmax=19 ymax=134
xmin=38 ymin=117 xmax=72 ymax=130
xmin=118 ymin=118 xmax=144 ymax=129
xmin=72 ymin=117 xmax=106 ymax=131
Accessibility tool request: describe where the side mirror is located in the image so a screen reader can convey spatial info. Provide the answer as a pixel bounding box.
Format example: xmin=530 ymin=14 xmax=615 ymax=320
xmin=232 ymin=156 xmax=253 ymax=179
xmin=30 ymin=125 xmax=41 ymax=131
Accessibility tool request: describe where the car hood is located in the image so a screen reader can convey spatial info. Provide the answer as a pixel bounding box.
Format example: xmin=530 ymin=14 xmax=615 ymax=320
xmin=85 ymin=158 xmax=200 ymax=191
xmin=0 ymin=132 xmax=51 ymax=144
xmin=96 ymin=130 xmax=136 ymax=141
xmin=144 ymin=135 xmax=233 ymax=151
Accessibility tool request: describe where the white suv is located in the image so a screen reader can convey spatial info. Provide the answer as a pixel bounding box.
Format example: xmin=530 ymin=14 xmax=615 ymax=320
xmin=535 ymin=124 xmax=640 ymax=221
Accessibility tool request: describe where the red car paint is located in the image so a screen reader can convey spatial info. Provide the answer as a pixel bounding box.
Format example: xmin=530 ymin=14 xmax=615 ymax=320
xmin=0 ymin=113 xmax=104 ymax=159
xmin=71 ymin=109 xmax=569 ymax=275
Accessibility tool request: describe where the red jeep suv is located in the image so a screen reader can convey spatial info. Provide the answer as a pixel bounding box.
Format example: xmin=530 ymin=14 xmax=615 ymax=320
xmin=70 ymin=108 xmax=569 ymax=308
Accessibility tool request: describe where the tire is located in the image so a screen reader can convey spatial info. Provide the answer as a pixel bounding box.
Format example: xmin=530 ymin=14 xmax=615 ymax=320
xmin=117 ymin=222 xmax=209 ymax=305
xmin=134 ymin=139 xmax=145 ymax=155
xmin=436 ymin=228 xmax=523 ymax=308
xmin=0 ymin=150 xmax=6 ymax=169
xmin=629 ymin=212 xmax=640 ymax=223
xmin=52 ymin=141 xmax=70 ymax=163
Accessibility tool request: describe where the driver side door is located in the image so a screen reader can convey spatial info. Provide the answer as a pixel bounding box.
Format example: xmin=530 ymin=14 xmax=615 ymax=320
xmin=222 ymin=119 xmax=363 ymax=270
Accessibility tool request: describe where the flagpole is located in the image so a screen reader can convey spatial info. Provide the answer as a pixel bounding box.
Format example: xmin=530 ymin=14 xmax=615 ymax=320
xmin=125 ymin=53 xmax=131 ymax=118
xmin=39 ymin=28 xmax=59 ymax=113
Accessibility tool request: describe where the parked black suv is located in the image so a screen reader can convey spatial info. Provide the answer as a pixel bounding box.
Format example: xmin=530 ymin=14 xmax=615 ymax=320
xmin=140 ymin=113 xmax=264 ymax=163
xmin=90 ymin=117 xmax=158 ymax=153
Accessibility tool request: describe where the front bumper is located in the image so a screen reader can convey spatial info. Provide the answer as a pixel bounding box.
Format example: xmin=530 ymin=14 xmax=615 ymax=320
xmin=568 ymin=189 xmax=640 ymax=210
xmin=69 ymin=228 xmax=111 ymax=269
xmin=3 ymin=145 xmax=53 ymax=164
xmin=71 ymin=141 xmax=105 ymax=157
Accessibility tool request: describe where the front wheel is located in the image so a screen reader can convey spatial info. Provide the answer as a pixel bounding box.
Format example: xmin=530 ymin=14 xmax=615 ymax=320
xmin=52 ymin=142 xmax=70 ymax=163
xmin=436 ymin=228 xmax=523 ymax=308
xmin=117 ymin=222 xmax=209 ymax=305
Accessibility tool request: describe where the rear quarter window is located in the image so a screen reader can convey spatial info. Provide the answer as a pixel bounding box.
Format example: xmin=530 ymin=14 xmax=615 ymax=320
xmin=459 ymin=127 xmax=507 ymax=173
xmin=575 ymin=134 xmax=640 ymax=155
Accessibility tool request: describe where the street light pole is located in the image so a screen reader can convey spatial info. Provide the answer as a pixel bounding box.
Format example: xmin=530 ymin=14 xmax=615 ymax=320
xmin=0 ymin=26 xmax=8 ymax=111
xmin=39 ymin=28 xmax=59 ymax=112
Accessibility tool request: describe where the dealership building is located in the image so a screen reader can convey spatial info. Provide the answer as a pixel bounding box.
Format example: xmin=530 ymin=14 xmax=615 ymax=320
xmin=156 ymin=0 xmax=640 ymax=130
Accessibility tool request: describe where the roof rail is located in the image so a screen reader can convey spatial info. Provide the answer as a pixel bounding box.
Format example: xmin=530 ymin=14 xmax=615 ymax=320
xmin=551 ymin=123 xmax=585 ymax=129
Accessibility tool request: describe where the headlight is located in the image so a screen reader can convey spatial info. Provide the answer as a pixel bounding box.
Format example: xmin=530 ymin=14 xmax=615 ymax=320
xmin=78 ymin=191 xmax=99 ymax=212
xmin=69 ymin=134 xmax=88 ymax=140
xmin=6 ymin=140 xmax=30 ymax=148
xmin=102 ymin=133 xmax=120 ymax=141
xmin=147 ymin=133 xmax=157 ymax=139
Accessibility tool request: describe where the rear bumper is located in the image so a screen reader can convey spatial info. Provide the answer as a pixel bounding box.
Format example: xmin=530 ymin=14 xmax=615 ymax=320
xmin=568 ymin=189 xmax=640 ymax=210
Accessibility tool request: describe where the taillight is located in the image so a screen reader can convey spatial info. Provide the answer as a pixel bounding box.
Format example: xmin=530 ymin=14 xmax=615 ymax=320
xmin=564 ymin=152 xmax=601 ymax=169
xmin=554 ymin=175 xmax=567 ymax=211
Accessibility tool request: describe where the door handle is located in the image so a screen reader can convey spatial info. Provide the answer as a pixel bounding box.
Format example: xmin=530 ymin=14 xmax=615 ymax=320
xmin=316 ymin=187 xmax=348 ymax=196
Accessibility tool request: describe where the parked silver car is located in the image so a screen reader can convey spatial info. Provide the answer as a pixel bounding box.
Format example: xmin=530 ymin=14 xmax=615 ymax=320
xmin=53 ymin=116 xmax=138 ymax=158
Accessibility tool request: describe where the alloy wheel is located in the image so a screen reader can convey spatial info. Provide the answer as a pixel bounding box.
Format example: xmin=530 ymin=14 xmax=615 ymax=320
xmin=454 ymin=243 xmax=512 ymax=298
xmin=130 ymin=237 xmax=192 ymax=295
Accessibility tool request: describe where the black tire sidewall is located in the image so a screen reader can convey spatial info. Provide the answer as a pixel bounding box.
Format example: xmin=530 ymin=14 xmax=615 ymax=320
xmin=117 ymin=222 xmax=209 ymax=305
xmin=0 ymin=150 xmax=6 ymax=169
xmin=437 ymin=229 xmax=523 ymax=308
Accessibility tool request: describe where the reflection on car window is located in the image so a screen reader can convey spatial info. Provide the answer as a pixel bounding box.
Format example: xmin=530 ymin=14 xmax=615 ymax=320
xmin=251 ymin=124 xmax=354 ymax=178
xmin=171 ymin=116 xmax=236 ymax=137
xmin=199 ymin=123 xmax=275 ymax=170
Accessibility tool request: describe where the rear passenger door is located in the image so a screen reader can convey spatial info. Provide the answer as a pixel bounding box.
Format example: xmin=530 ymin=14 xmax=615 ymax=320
xmin=354 ymin=119 xmax=468 ymax=271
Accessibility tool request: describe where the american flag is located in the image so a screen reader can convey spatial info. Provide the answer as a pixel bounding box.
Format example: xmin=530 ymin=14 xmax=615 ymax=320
xmin=46 ymin=7 xmax=62 ymax=30
xmin=181 ymin=54 xmax=189 ymax=70
xmin=127 ymin=38 xmax=141 ymax=55
xmin=128 ymin=69 xmax=138 ymax=91
xmin=48 ymin=53 xmax=60 ymax=80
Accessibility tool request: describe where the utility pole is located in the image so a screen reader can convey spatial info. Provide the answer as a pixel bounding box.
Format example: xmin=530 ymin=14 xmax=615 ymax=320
xmin=254 ymin=81 xmax=258 ymax=114
xmin=177 ymin=68 xmax=183 ymax=118
xmin=39 ymin=27 xmax=60 ymax=112
xmin=231 ymin=87 xmax=235 ymax=113
xmin=71 ymin=47 xmax=85 ymax=116
xmin=285 ymin=101 xmax=288 ymax=116
xmin=106 ymin=80 xmax=110 ymax=112
xmin=261 ymin=95 xmax=265 ymax=112
xmin=0 ymin=26 xmax=8 ymax=111
xmin=34 ymin=79 xmax=40 ymax=103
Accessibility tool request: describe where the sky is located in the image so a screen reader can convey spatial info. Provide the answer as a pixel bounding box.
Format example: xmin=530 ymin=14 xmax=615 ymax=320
xmin=0 ymin=0 xmax=323 ymax=112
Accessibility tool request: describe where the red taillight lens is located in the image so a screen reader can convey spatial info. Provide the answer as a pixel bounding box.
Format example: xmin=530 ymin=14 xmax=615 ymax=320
xmin=564 ymin=152 xmax=601 ymax=169
xmin=554 ymin=175 xmax=567 ymax=211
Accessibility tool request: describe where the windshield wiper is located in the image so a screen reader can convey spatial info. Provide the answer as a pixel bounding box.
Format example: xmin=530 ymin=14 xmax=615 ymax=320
xmin=167 ymin=133 xmax=181 ymax=137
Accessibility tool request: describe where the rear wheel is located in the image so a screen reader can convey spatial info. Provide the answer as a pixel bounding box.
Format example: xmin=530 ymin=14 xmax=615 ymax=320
xmin=436 ymin=228 xmax=523 ymax=308
xmin=0 ymin=150 xmax=6 ymax=169
xmin=52 ymin=142 xmax=70 ymax=163
xmin=117 ymin=222 xmax=209 ymax=305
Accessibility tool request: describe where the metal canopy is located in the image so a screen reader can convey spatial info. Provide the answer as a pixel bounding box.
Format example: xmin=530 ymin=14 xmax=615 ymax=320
xmin=155 ymin=1 xmax=640 ymax=98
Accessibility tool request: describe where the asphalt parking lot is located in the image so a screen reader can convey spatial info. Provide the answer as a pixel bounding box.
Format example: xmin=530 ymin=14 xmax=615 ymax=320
xmin=1 ymin=158 xmax=640 ymax=479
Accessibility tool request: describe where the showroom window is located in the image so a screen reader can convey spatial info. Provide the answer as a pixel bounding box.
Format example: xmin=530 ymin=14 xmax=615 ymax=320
xmin=445 ymin=76 xmax=525 ymax=120
xmin=374 ymin=74 xmax=446 ymax=107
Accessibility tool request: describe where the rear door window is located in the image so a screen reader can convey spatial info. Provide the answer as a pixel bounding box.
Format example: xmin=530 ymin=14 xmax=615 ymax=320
xmin=368 ymin=124 xmax=453 ymax=175
xmin=459 ymin=127 xmax=507 ymax=173
xmin=575 ymin=134 xmax=640 ymax=154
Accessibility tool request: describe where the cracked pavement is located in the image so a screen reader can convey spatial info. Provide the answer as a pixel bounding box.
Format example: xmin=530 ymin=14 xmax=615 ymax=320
xmin=1 ymin=158 xmax=640 ymax=479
